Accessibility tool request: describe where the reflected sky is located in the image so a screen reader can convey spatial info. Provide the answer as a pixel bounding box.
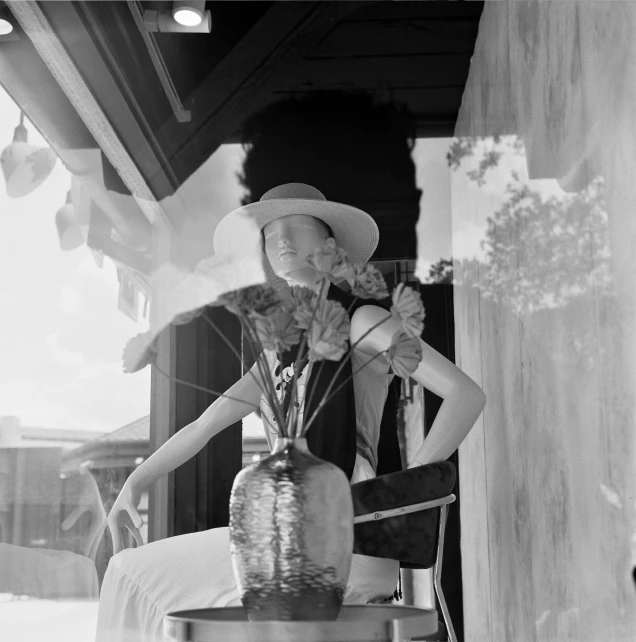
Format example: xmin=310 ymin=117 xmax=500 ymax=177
xmin=0 ymin=87 xmax=150 ymax=434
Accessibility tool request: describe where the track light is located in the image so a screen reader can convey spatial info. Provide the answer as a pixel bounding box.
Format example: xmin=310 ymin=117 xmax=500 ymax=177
xmin=143 ymin=6 xmax=211 ymax=34
xmin=0 ymin=18 xmax=13 ymax=36
xmin=172 ymin=1 xmax=206 ymax=27
xmin=0 ymin=5 xmax=14 ymax=36
xmin=0 ymin=8 xmax=19 ymax=42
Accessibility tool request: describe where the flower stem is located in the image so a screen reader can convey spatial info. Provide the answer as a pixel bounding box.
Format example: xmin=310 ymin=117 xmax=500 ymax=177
xmin=202 ymin=308 xmax=286 ymax=436
xmin=304 ymin=291 xmax=359 ymax=422
xmin=288 ymin=278 xmax=328 ymax=437
xmin=301 ymin=350 xmax=388 ymax=437
xmin=201 ymin=311 xmax=267 ymax=396
xmin=242 ymin=317 xmax=286 ymax=434
xmin=303 ymin=313 xmax=393 ymax=434
xmin=153 ymin=362 xmax=268 ymax=417
xmin=154 ymin=318 xmax=282 ymax=435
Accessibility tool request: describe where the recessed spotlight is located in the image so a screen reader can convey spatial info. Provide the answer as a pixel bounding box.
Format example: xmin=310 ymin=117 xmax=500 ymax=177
xmin=0 ymin=18 xmax=13 ymax=36
xmin=172 ymin=1 xmax=205 ymax=27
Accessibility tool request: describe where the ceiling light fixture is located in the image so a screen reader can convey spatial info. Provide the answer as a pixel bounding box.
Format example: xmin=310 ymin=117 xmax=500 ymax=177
xmin=142 ymin=6 xmax=211 ymax=34
xmin=172 ymin=0 xmax=206 ymax=27
xmin=0 ymin=112 xmax=57 ymax=198
xmin=55 ymin=189 xmax=87 ymax=252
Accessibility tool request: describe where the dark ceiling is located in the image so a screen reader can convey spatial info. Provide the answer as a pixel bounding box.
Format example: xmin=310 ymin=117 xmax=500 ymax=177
xmin=27 ymin=1 xmax=483 ymax=199
xmin=1 ymin=1 xmax=483 ymax=220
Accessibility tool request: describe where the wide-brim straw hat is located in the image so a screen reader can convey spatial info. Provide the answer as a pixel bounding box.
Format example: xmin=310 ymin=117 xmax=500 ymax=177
xmin=213 ymin=183 xmax=379 ymax=288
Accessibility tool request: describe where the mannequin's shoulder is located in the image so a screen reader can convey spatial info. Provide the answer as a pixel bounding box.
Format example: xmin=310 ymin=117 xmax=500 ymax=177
xmin=350 ymin=304 xmax=391 ymax=328
xmin=350 ymin=304 xmax=398 ymax=354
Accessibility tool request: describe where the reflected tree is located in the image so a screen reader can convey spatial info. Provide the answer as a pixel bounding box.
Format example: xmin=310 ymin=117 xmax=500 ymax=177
xmin=426 ymin=258 xmax=453 ymax=285
xmin=434 ymin=137 xmax=612 ymax=316
xmin=446 ymin=135 xmax=525 ymax=187
xmin=477 ymin=175 xmax=610 ymax=314
xmin=433 ymin=136 xmax=616 ymax=372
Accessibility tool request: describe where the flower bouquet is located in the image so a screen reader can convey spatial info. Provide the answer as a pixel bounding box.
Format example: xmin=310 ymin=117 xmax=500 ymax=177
xmin=124 ymin=239 xmax=424 ymax=434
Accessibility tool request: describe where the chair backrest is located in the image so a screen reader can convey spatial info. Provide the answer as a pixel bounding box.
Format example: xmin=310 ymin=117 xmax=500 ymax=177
xmin=351 ymin=461 xmax=456 ymax=569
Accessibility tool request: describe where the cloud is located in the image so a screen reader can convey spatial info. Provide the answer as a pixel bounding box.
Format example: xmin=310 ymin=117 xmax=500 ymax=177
xmin=52 ymin=255 xmax=149 ymax=369
xmin=45 ymin=333 xmax=85 ymax=366
xmin=0 ymin=367 xmax=150 ymax=432
xmin=60 ymin=285 xmax=80 ymax=314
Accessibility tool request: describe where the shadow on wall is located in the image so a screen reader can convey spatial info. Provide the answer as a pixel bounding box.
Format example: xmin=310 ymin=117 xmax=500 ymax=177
xmin=237 ymin=91 xmax=423 ymax=261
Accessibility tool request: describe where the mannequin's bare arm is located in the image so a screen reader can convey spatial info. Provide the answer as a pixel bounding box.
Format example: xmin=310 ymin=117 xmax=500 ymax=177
xmin=108 ymin=362 xmax=263 ymax=553
xmin=351 ymin=305 xmax=486 ymax=466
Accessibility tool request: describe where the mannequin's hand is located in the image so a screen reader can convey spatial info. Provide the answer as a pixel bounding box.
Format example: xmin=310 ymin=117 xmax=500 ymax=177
xmin=60 ymin=473 xmax=108 ymax=559
xmin=107 ymin=481 xmax=145 ymax=555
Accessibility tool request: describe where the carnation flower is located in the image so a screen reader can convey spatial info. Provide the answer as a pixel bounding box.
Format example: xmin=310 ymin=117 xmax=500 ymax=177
xmin=305 ymin=299 xmax=350 ymax=362
xmin=218 ymin=284 xmax=280 ymax=317
xmin=253 ymin=309 xmax=301 ymax=352
xmin=284 ymin=285 xmax=318 ymax=312
xmin=349 ymin=263 xmax=389 ymax=300
xmin=391 ymin=283 xmax=425 ymax=338
xmin=306 ymin=239 xmax=353 ymax=282
xmin=287 ymin=285 xmax=316 ymax=307
xmin=285 ymin=286 xmax=316 ymax=330
xmin=308 ymin=338 xmax=348 ymax=362
xmin=122 ymin=331 xmax=157 ymax=373
xmin=387 ymin=331 xmax=422 ymax=378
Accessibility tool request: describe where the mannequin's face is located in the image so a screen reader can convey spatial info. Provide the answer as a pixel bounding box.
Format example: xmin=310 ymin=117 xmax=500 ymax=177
xmin=263 ymin=214 xmax=332 ymax=285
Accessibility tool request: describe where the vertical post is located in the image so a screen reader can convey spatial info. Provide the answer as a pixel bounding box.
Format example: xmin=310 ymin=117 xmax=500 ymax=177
xmin=419 ymin=283 xmax=464 ymax=641
xmin=148 ymin=223 xmax=175 ymax=542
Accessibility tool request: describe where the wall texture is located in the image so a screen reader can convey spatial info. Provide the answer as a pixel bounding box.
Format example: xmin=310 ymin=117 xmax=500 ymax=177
xmin=453 ymin=3 xmax=636 ymax=640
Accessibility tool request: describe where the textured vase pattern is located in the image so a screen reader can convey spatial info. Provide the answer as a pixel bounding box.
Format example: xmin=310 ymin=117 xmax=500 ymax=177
xmin=229 ymin=438 xmax=353 ymax=621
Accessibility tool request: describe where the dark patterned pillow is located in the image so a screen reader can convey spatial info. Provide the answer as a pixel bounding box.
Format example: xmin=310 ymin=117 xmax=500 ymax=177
xmin=351 ymin=461 xmax=456 ymax=569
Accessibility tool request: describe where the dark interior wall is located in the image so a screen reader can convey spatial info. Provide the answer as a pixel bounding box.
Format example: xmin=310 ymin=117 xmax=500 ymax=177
xmin=172 ymin=308 xmax=242 ymax=535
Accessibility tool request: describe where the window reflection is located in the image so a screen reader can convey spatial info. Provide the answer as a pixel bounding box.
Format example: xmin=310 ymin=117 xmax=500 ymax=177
xmin=449 ymin=136 xmax=612 ymax=312
xmin=0 ymin=87 xmax=150 ymax=640
xmin=449 ymin=136 xmax=614 ymax=372
xmin=2 ymin=0 xmax=635 ymax=639
xmin=450 ymin=135 xmax=634 ymax=636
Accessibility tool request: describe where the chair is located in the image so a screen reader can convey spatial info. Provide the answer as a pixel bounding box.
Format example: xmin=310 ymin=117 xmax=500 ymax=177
xmin=351 ymin=461 xmax=457 ymax=642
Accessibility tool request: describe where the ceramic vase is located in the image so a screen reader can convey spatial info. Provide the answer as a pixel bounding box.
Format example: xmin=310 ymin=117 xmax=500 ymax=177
xmin=229 ymin=437 xmax=353 ymax=621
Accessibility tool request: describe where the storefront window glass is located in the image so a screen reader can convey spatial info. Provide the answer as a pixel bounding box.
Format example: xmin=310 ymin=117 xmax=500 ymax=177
xmin=2 ymin=2 xmax=635 ymax=640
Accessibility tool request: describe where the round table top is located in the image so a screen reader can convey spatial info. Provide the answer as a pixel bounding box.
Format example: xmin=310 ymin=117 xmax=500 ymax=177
xmin=163 ymin=604 xmax=438 ymax=642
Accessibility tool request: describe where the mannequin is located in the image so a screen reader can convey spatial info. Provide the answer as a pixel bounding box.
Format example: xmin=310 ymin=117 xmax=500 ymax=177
xmin=108 ymin=224 xmax=485 ymax=549
xmin=98 ymin=186 xmax=486 ymax=641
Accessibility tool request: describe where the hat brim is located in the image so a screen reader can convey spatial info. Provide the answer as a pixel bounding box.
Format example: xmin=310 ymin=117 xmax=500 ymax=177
xmin=213 ymin=198 xmax=379 ymax=288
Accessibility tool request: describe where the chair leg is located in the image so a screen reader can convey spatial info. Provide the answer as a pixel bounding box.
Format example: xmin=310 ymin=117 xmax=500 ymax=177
xmin=433 ymin=504 xmax=457 ymax=642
